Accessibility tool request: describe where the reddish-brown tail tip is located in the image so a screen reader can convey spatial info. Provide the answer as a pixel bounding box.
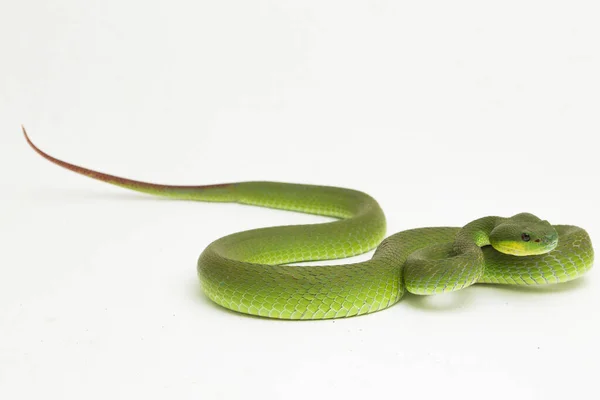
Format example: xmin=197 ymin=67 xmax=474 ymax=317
xmin=21 ymin=125 xmax=179 ymax=191
xmin=21 ymin=127 xmax=234 ymax=196
xmin=22 ymin=125 xmax=35 ymax=150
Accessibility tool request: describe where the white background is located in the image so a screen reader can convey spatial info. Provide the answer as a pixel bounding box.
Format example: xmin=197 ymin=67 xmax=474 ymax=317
xmin=1 ymin=1 xmax=599 ymax=399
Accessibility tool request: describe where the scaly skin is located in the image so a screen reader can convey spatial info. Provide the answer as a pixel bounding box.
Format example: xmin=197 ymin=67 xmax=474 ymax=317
xmin=22 ymin=127 xmax=594 ymax=319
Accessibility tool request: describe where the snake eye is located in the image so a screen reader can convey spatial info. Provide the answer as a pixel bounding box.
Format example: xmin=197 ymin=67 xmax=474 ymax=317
xmin=521 ymin=233 xmax=531 ymax=242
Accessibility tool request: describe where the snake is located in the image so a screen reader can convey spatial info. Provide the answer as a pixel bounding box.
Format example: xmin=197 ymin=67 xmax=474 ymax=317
xmin=23 ymin=127 xmax=594 ymax=320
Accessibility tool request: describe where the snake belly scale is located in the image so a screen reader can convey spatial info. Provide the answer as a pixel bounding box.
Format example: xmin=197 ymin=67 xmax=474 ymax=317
xmin=22 ymin=127 xmax=594 ymax=320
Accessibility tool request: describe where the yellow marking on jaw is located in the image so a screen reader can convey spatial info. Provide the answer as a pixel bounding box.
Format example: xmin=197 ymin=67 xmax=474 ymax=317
xmin=495 ymin=241 xmax=528 ymax=255
xmin=494 ymin=241 xmax=550 ymax=256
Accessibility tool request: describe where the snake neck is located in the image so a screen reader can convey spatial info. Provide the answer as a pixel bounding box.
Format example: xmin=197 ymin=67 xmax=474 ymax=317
xmin=453 ymin=216 xmax=505 ymax=254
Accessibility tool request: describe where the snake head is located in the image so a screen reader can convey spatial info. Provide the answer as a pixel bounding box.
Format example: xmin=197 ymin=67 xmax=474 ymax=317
xmin=489 ymin=214 xmax=558 ymax=256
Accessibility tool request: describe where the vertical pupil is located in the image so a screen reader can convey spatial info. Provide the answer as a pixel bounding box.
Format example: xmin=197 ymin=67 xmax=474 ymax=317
xmin=521 ymin=233 xmax=530 ymax=242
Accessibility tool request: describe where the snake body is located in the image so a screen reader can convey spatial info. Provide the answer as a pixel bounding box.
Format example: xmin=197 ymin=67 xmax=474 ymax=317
xmin=23 ymin=128 xmax=594 ymax=319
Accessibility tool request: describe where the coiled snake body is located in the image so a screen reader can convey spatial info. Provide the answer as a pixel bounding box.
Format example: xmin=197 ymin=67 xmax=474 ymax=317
xmin=23 ymin=128 xmax=594 ymax=319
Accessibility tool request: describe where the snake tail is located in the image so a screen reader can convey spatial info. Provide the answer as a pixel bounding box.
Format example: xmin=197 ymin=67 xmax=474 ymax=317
xmin=22 ymin=126 xmax=236 ymax=201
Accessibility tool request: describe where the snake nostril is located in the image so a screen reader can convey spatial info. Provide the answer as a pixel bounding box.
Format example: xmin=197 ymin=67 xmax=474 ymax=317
xmin=534 ymin=239 xmax=541 ymax=243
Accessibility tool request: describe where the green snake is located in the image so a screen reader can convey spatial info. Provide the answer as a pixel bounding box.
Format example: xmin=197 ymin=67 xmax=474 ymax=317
xmin=23 ymin=128 xmax=594 ymax=320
